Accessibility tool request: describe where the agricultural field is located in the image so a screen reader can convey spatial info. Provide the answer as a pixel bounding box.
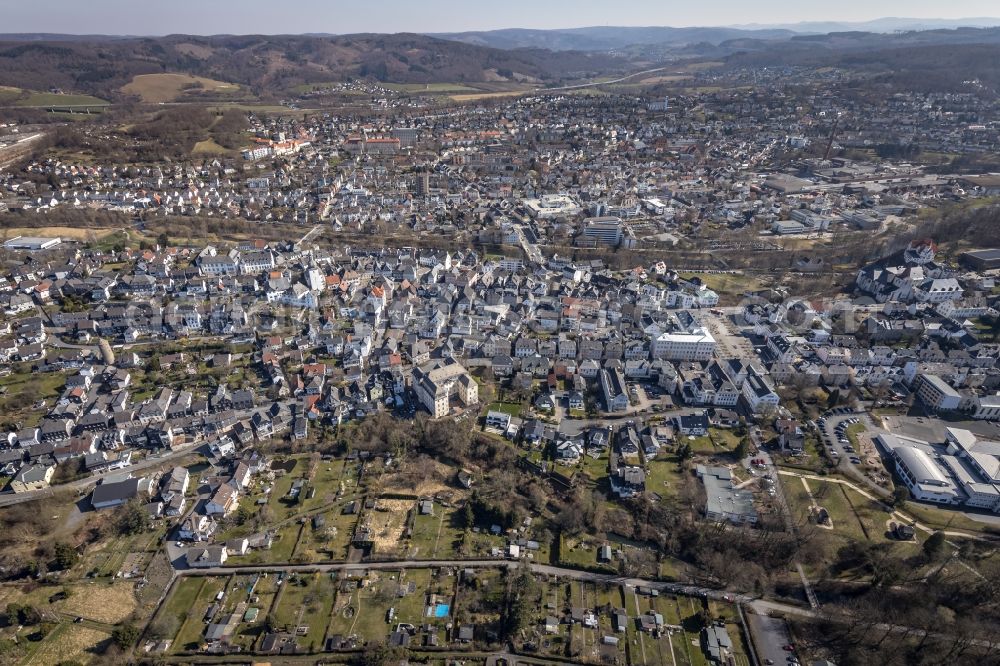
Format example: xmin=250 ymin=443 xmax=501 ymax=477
xmin=0 ymin=226 xmax=120 ymax=242
xmin=58 ymin=581 xmax=139 ymax=624
xmin=450 ymin=91 xmax=529 ymax=102
xmin=122 ymin=73 xmax=241 ymax=104
xmin=21 ymin=624 xmax=110 ymax=665
xmin=1 ymin=88 xmax=109 ymax=108
xmin=385 ymin=82 xmax=483 ymax=93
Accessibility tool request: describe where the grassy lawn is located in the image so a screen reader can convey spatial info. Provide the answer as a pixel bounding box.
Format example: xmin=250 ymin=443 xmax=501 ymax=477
xmin=559 ymin=535 xmax=614 ymax=572
xmin=270 ymin=572 xmax=335 ymax=651
xmin=171 ymin=576 xmax=227 ymax=652
xmin=680 ymin=272 xmax=765 ymax=300
xmin=579 ymin=450 xmax=609 ymax=482
xmin=645 ymin=455 xmax=688 ymax=500
xmin=80 ymin=525 xmax=167 ymax=578
xmin=293 ymin=499 xmax=361 ymax=562
xmin=122 ymin=73 xmax=240 ymax=103
xmin=12 ymin=92 xmax=109 ymax=107
xmin=686 ymin=435 xmax=717 ymax=455
xmin=409 ymin=510 xmax=450 ymax=559
xmin=326 ymin=569 xmax=448 ymax=645
xmin=708 ymin=601 xmax=752 ymax=666
xmin=0 ymin=370 xmax=67 ymax=428
xmin=157 ymin=577 xmax=204 ymax=643
xmin=709 ymin=428 xmax=741 ymax=449
xmin=192 ymin=139 xmax=234 ymax=155
xmin=902 ymin=501 xmax=1000 ymax=535
xmin=674 ymin=594 xmax=711 ymax=666
xmin=259 ymin=456 xmax=346 ymax=523
xmin=845 ymin=423 xmax=865 ymax=448
xmin=19 ymin=622 xmax=110 ymax=666
xmin=486 ymin=401 xmax=523 ymax=417
xmin=786 ymin=476 xmax=869 ymax=542
xmin=775 ymin=435 xmax=830 ymax=475
xmin=385 ymin=82 xmax=482 ymax=93
xmin=0 ymin=86 xmax=22 ymax=103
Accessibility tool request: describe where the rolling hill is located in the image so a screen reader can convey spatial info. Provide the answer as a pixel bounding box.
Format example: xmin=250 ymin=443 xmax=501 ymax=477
xmin=0 ymin=33 xmax=628 ymax=101
xmin=431 ymin=25 xmax=799 ymax=52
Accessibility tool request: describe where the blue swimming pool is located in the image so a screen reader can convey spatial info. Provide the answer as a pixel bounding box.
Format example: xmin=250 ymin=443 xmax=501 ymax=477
xmin=434 ymin=604 xmax=450 ymax=618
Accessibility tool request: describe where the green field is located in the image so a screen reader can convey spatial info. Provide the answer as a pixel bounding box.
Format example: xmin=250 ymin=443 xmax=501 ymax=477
xmin=645 ymin=455 xmax=688 ymax=500
xmin=291 ymin=499 xmax=361 ymax=562
xmin=385 ymin=82 xmax=482 ymax=93
xmin=12 ymin=92 xmax=109 ymax=107
xmin=0 ymin=370 xmax=68 ymax=428
xmin=326 ymin=568 xmax=450 ymax=645
xmin=681 ymin=272 xmax=766 ymax=297
xmin=270 ymin=572 xmax=335 ymax=650
xmin=485 ymin=401 xmax=523 ymax=417
xmin=192 ymin=138 xmax=234 ymax=155
xmin=0 ymin=86 xmax=21 ymax=104
xmin=171 ymin=576 xmax=227 ymax=651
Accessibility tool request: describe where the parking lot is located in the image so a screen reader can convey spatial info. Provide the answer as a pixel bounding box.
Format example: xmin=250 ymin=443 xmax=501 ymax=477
xmin=694 ymin=310 xmax=756 ymax=358
xmin=746 ymin=612 xmax=797 ymax=666
xmin=816 ymin=409 xmax=893 ymax=495
xmin=818 ymin=412 xmax=867 ymax=466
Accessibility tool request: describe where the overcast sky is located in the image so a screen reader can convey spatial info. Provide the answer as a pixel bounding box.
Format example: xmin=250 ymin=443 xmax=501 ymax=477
xmin=4 ymin=0 xmax=1000 ymax=35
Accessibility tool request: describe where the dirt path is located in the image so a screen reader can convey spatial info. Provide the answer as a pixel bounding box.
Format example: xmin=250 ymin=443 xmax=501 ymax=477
xmin=431 ymin=511 xmax=445 ymax=557
xmin=633 ymin=590 xmax=648 ymax=665
xmin=777 ymin=469 xmax=987 ymax=541
xmin=799 ymin=477 xmax=835 ymax=530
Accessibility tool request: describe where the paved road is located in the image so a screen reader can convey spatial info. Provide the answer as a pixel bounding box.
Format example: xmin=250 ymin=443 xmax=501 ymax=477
xmin=556 ymin=407 xmax=704 ymax=436
xmin=540 ymin=66 xmax=671 ymax=92
xmin=0 ymin=441 xmax=202 ymax=507
xmin=183 ymin=557 xmax=763 ymax=602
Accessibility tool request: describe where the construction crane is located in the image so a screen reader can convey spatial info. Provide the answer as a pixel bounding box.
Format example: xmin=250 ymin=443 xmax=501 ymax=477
xmin=824 ymin=111 xmax=842 ymax=161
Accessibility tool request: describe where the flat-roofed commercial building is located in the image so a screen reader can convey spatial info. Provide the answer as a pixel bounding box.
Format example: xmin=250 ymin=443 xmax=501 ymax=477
xmin=582 ymin=216 xmax=623 ymax=246
xmin=3 ymin=236 xmax=61 ymax=251
xmin=961 ymin=248 xmax=1000 ymax=271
